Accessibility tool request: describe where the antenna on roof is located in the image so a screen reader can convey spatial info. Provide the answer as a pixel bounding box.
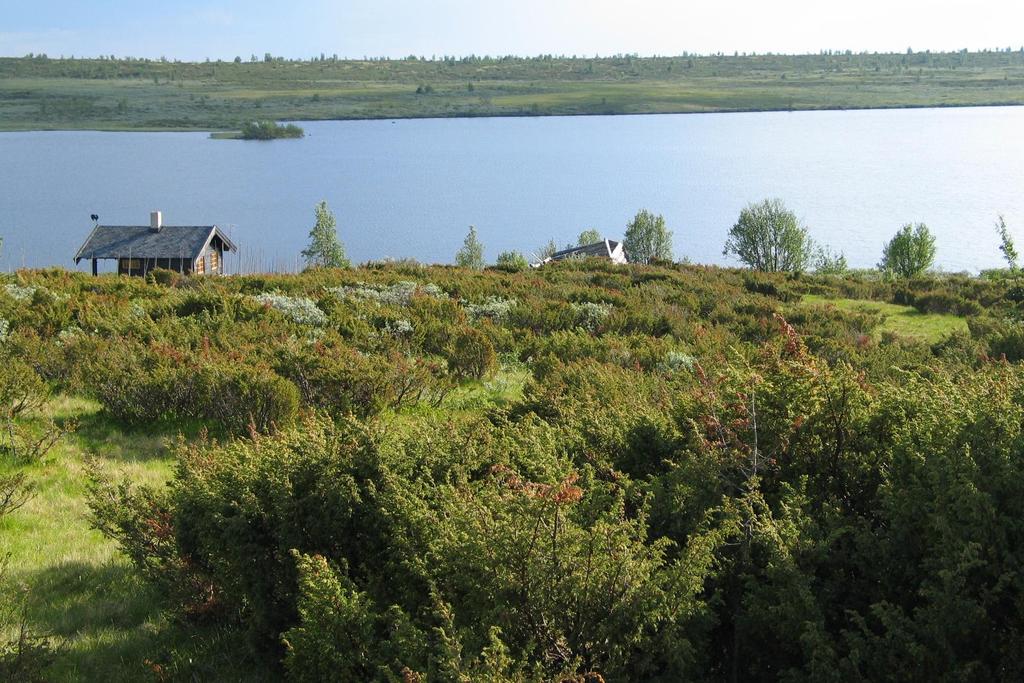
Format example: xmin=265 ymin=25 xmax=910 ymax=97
xmin=90 ymin=214 xmax=99 ymax=227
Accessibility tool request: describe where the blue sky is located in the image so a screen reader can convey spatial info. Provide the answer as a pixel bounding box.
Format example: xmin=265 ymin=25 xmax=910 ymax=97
xmin=2 ymin=0 xmax=1022 ymax=60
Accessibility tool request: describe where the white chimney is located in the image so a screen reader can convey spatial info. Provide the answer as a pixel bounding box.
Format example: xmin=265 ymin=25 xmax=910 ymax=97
xmin=150 ymin=211 xmax=163 ymax=232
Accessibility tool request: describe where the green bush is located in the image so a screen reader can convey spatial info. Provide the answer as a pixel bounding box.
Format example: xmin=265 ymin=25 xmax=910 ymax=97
xmin=445 ymin=327 xmax=496 ymax=380
xmin=206 ymin=365 xmax=300 ymax=435
xmin=95 ymin=348 xmax=298 ymax=435
xmin=97 ymin=415 xmax=720 ymax=680
xmin=912 ymin=290 xmax=982 ymax=316
xmin=742 ymin=273 xmax=799 ymax=301
xmin=146 ymin=268 xmax=184 ymax=287
xmin=276 ymin=343 xmax=444 ymax=418
xmin=493 ymin=251 xmax=529 ymax=272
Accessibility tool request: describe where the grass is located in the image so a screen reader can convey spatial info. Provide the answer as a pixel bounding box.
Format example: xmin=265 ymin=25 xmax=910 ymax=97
xmin=2 ymin=51 xmax=1024 ymax=131
xmin=802 ymin=294 xmax=969 ymax=342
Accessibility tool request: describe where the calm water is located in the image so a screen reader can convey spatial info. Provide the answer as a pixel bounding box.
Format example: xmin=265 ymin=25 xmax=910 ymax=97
xmin=1 ymin=107 xmax=1023 ymax=273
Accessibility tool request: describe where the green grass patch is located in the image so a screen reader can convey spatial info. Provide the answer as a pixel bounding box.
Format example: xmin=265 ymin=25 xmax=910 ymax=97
xmin=802 ymin=294 xmax=968 ymax=342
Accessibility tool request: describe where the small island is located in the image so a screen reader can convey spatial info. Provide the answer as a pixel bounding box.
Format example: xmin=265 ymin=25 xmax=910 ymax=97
xmin=212 ymin=120 xmax=305 ymax=140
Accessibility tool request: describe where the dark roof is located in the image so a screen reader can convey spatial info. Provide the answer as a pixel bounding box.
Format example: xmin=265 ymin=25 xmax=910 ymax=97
xmin=549 ymin=240 xmax=620 ymax=261
xmin=74 ymin=225 xmax=237 ymax=263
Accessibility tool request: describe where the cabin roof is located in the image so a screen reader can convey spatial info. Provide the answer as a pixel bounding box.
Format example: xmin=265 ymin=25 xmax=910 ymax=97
xmin=549 ymin=239 xmax=621 ymax=261
xmin=74 ymin=225 xmax=237 ymax=263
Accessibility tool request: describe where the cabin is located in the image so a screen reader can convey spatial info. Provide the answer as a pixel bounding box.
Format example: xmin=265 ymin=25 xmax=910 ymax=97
xmin=74 ymin=212 xmax=237 ymax=276
xmin=535 ymin=239 xmax=627 ymax=267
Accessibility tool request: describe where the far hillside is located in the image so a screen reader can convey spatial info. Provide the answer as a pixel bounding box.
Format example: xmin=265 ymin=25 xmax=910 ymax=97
xmin=1 ymin=49 xmax=1023 ymax=130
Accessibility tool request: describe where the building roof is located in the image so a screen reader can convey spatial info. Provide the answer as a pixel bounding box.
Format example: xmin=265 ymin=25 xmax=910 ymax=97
xmin=74 ymin=225 xmax=237 ymax=263
xmin=548 ymin=239 xmax=622 ymax=261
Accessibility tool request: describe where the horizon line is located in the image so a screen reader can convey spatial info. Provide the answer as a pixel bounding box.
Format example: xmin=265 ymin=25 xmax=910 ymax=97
xmin=2 ymin=45 xmax=1022 ymax=63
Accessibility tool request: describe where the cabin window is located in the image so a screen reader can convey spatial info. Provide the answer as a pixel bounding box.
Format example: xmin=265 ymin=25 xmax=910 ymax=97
xmin=209 ymin=250 xmax=219 ymax=272
xmin=121 ymin=258 xmax=142 ymax=274
xmin=196 ymin=255 xmax=206 ymax=274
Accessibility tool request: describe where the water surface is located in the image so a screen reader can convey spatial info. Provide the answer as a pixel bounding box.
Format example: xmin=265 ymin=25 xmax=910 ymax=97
xmin=1 ymin=107 xmax=1022 ymax=272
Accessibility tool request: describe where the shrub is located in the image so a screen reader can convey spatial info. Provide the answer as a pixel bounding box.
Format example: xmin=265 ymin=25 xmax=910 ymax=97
xmin=493 ymin=251 xmax=529 ymax=272
xmin=742 ymin=273 xmax=798 ymax=301
xmin=0 ymin=472 xmax=33 ymax=519
xmin=0 ymin=355 xmax=71 ymax=464
xmin=282 ymin=552 xmax=410 ymax=681
xmin=0 ymin=556 xmax=56 ymax=682
xmin=657 ymin=350 xmax=696 ymax=374
xmin=912 ymin=291 xmax=982 ymax=317
xmin=974 ymin=318 xmax=1024 ymax=362
xmin=148 ymin=417 xmax=372 ymax=648
xmin=98 ymin=415 xmax=719 ymax=680
xmin=446 ymin=327 xmax=496 ymax=379
xmin=571 ymin=301 xmax=613 ymax=332
xmin=87 ymin=472 xmax=213 ymax=617
xmin=276 ymin=344 xmax=443 ymax=418
xmin=329 ymin=281 xmax=440 ymax=308
xmin=95 ymin=350 xmax=298 ymax=435
xmin=146 ymin=268 xmax=184 ymax=287
xmin=23 ymin=256 xmax=1024 ymax=679
xmin=206 ymin=365 xmax=301 ymax=435
xmin=3 ymin=283 xmax=37 ymax=302
xmin=254 ymin=292 xmax=328 ymax=327
xmin=464 ymin=296 xmax=516 ymax=322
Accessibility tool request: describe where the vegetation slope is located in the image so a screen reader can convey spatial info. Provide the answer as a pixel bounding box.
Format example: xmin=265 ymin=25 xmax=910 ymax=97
xmin=3 ymin=261 xmax=1024 ymax=680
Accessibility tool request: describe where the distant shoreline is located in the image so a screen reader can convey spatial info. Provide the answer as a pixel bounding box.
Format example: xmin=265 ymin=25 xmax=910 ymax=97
xmin=3 ymin=51 xmax=1022 ymax=132
xmin=1 ymin=100 xmax=1022 ymax=134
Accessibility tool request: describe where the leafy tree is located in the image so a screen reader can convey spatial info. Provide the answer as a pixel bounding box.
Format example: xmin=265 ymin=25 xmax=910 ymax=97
xmin=623 ymin=210 xmax=673 ymax=264
xmin=301 ymin=201 xmax=350 ymax=269
xmin=533 ymin=239 xmax=559 ymax=263
xmin=879 ymin=222 xmax=935 ymax=278
xmin=723 ymin=198 xmax=814 ymax=272
xmin=996 ymin=214 xmax=1018 ymax=271
xmin=455 ymin=226 xmax=485 ymax=270
xmin=494 ymin=251 xmax=529 ymax=272
xmin=577 ymin=228 xmax=602 ymax=246
xmin=814 ymin=245 xmax=848 ymax=274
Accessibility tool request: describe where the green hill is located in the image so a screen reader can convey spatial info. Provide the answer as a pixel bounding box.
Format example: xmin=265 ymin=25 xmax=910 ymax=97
xmin=2 ymin=50 xmax=1024 ymax=130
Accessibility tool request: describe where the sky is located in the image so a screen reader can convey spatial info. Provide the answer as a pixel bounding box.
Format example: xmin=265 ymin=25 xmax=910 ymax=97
xmin=1 ymin=0 xmax=1022 ymax=61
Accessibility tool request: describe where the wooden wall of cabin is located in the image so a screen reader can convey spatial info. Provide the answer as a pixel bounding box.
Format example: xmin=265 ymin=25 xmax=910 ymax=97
xmin=195 ymin=245 xmax=224 ymax=275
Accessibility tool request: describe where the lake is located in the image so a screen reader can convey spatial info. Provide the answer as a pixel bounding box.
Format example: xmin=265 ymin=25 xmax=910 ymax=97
xmin=1 ymin=106 xmax=1022 ymax=273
